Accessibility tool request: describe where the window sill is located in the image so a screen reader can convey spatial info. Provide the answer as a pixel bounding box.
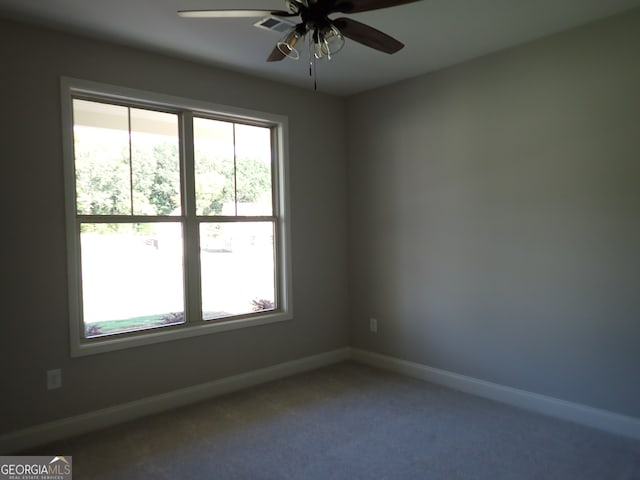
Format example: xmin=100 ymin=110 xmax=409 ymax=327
xmin=71 ymin=310 xmax=293 ymax=357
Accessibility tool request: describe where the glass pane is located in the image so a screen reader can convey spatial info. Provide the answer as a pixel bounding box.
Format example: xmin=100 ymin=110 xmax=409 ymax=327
xmin=80 ymin=223 xmax=185 ymax=338
xmin=235 ymin=124 xmax=273 ymax=216
xmin=194 ymin=117 xmax=235 ymax=216
xmin=130 ymin=108 xmax=181 ymax=216
xmin=200 ymin=222 xmax=275 ymax=320
xmin=73 ymin=99 xmax=131 ymax=215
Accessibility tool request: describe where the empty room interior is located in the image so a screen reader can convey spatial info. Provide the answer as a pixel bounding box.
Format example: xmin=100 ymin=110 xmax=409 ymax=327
xmin=1 ymin=0 xmax=639 ymax=477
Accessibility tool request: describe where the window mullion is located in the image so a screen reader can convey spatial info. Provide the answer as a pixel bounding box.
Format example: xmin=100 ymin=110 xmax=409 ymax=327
xmin=127 ymin=107 xmax=134 ymax=215
xmin=181 ymin=111 xmax=203 ymax=325
xmin=232 ymin=123 xmax=238 ymax=216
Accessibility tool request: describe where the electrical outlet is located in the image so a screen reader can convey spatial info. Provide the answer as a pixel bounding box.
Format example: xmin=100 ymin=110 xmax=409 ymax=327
xmin=369 ymin=318 xmax=378 ymax=333
xmin=47 ymin=369 xmax=62 ymax=390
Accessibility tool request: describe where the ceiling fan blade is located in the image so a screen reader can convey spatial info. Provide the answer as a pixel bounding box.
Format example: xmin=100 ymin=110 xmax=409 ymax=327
xmin=267 ymin=45 xmax=287 ymax=62
xmin=178 ymin=9 xmax=295 ymax=18
xmin=333 ymin=0 xmax=420 ymax=14
xmin=333 ymin=17 xmax=404 ymax=54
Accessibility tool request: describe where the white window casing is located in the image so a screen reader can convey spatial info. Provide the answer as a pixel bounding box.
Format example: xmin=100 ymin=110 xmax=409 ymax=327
xmin=60 ymin=77 xmax=293 ymax=357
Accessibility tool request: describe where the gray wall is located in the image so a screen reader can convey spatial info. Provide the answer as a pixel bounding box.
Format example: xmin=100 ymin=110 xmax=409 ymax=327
xmin=347 ymin=10 xmax=640 ymax=418
xmin=0 ymin=19 xmax=349 ymax=434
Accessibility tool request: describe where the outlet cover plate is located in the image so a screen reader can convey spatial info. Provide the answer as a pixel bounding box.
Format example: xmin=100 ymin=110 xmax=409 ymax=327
xmin=47 ymin=369 xmax=62 ymax=390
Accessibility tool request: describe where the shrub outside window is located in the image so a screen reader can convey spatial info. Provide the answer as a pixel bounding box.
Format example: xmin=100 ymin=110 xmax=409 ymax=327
xmin=61 ymin=78 xmax=292 ymax=356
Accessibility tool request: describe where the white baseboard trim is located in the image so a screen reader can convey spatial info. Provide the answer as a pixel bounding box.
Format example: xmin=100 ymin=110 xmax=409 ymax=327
xmin=4 ymin=346 xmax=638 ymax=454
xmin=350 ymin=348 xmax=640 ymax=440
xmin=0 ymin=347 xmax=351 ymax=454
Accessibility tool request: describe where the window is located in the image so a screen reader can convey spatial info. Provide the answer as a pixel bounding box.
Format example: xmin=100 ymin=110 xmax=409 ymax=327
xmin=61 ymin=78 xmax=292 ymax=356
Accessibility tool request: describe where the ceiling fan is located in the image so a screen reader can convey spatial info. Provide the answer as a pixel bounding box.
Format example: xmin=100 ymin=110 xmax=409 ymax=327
xmin=178 ymin=0 xmax=421 ymax=63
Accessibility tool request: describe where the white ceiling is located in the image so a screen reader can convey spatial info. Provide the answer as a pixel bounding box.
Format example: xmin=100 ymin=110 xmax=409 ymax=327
xmin=1 ymin=0 xmax=640 ymax=96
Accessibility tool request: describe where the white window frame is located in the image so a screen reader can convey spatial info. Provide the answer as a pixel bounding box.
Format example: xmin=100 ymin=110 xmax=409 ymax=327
xmin=61 ymin=77 xmax=293 ymax=357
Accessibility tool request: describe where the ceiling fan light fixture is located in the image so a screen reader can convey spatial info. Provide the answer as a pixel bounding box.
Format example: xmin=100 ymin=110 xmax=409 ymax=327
xmin=313 ymin=39 xmax=324 ymax=59
xmin=320 ymin=25 xmax=345 ymax=58
xmin=277 ymin=29 xmax=302 ymax=60
xmin=312 ymin=25 xmax=345 ymax=60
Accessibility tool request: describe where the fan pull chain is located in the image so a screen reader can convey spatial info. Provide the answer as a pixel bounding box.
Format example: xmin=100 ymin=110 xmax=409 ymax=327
xmin=313 ymin=59 xmax=317 ymax=91
xmin=308 ymin=34 xmax=317 ymax=91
